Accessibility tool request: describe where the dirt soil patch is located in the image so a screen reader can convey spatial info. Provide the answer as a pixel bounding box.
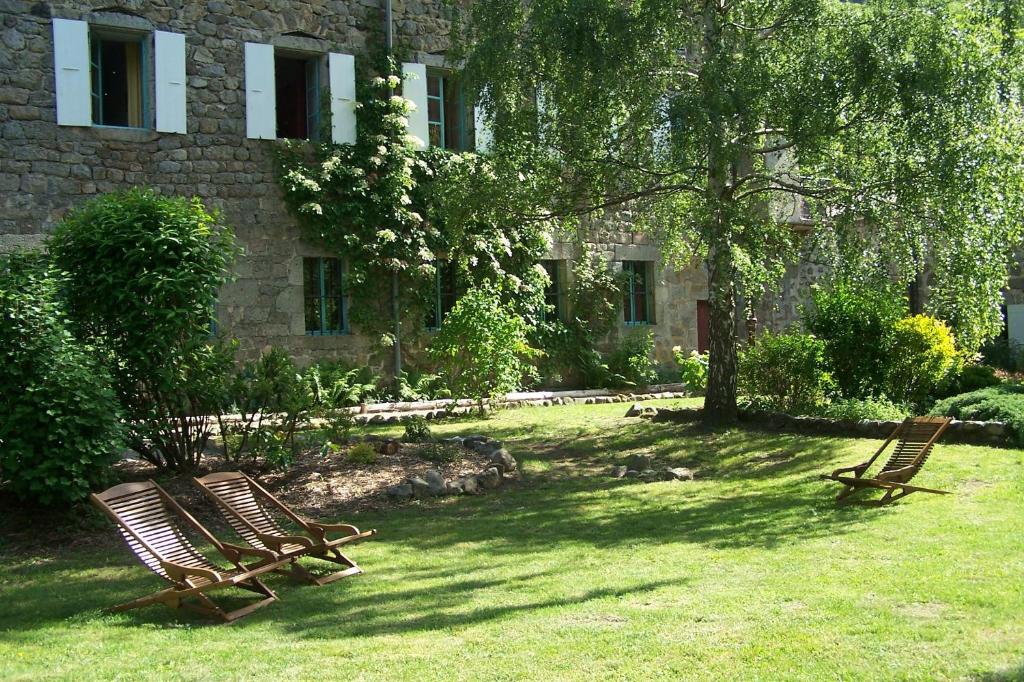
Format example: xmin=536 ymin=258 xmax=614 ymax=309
xmin=0 ymin=441 xmax=497 ymax=555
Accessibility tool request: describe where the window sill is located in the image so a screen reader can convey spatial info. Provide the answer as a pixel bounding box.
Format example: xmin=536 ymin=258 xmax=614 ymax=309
xmin=90 ymin=126 xmax=158 ymax=143
xmin=624 ymin=321 xmax=654 ymax=327
xmin=305 ymin=330 xmax=350 ymax=337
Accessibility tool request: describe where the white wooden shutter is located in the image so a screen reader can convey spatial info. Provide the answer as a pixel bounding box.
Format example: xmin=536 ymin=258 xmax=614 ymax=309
xmin=154 ymin=31 xmax=187 ymax=134
xmin=52 ymin=18 xmax=91 ymax=127
xmin=402 ymin=62 xmax=428 ymax=149
xmin=474 ymin=105 xmax=491 ymax=153
xmin=329 ymin=52 xmax=356 ymax=145
xmin=245 ymin=42 xmax=276 ymax=139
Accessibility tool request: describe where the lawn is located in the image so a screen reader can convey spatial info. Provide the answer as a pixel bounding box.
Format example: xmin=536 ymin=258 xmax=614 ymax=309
xmin=2 ymin=399 xmax=1023 ymax=681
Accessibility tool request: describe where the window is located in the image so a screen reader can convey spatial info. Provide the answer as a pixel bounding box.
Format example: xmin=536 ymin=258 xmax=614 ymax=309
xmin=303 ymin=257 xmax=347 ymax=335
xmin=91 ymin=34 xmax=146 ymax=127
xmin=541 ymin=259 xmax=566 ymax=321
xmin=622 ymin=260 xmax=654 ymax=325
xmin=426 ymin=262 xmax=459 ymax=330
xmin=426 ymin=70 xmax=471 ymax=150
xmin=276 ymin=54 xmax=320 ymax=140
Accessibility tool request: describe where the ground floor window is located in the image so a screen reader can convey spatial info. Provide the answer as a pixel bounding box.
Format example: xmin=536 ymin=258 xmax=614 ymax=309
xmin=303 ymin=257 xmax=346 ymax=335
xmin=541 ymin=259 xmax=566 ymax=321
xmin=622 ymin=260 xmax=654 ymax=325
xmin=426 ymin=262 xmax=460 ymax=330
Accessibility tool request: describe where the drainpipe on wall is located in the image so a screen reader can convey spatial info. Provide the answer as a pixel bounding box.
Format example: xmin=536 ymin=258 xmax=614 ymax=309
xmin=385 ymin=0 xmax=403 ymax=389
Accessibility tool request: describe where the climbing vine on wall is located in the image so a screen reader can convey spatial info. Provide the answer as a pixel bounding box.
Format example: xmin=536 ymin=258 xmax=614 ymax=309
xmin=274 ymin=58 xmax=551 ymax=365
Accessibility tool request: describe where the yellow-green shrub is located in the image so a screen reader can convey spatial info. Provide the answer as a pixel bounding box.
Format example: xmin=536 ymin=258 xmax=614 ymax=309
xmin=885 ymin=315 xmax=959 ymax=407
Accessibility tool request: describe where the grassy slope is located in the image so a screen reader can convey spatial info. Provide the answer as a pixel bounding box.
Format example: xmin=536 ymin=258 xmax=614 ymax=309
xmin=2 ymin=399 xmax=1023 ymax=681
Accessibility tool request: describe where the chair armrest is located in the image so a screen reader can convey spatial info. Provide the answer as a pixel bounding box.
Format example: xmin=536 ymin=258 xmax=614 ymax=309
xmin=877 ymin=466 xmax=915 ymax=483
xmin=256 ymin=532 xmax=315 ymax=551
xmin=305 ymin=521 xmax=361 ymax=542
xmin=160 ymin=560 xmax=223 ymax=584
xmin=219 ymin=542 xmax=278 ymax=563
xmin=830 ymin=463 xmax=868 ymax=478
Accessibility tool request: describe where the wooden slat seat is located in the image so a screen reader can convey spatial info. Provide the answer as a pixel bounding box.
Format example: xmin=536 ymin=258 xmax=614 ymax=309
xmin=820 ymin=416 xmax=953 ymax=504
xmin=194 ymin=471 xmax=376 ymax=586
xmin=91 ymin=480 xmax=291 ymax=622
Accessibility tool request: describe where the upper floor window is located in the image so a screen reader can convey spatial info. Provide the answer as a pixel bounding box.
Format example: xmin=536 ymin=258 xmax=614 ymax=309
xmin=90 ymin=33 xmax=147 ymax=128
xmin=303 ymin=257 xmax=347 ymax=335
xmin=426 ymin=70 xmax=471 ymax=151
xmin=623 ymin=260 xmax=654 ymax=325
xmin=276 ymin=53 xmax=320 ymax=140
xmin=541 ymin=259 xmax=566 ymax=322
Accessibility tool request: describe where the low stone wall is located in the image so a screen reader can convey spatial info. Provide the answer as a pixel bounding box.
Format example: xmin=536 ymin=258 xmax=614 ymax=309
xmin=649 ymin=407 xmax=1016 ymax=448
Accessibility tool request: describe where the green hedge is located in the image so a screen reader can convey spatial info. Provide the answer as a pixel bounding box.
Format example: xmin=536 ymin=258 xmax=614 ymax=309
xmin=929 ymin=384 xmax=1024 ymax=445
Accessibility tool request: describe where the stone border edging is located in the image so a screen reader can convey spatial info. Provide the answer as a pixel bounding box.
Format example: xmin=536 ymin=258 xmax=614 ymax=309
xmin=345 ymin=384 xmax=689 ymax=425
xmin=647 ymin=407 xmax=1015 ymax=447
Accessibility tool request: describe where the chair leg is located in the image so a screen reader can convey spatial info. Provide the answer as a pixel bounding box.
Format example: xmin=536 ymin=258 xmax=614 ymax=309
xmin=108 ymin=587 xmax=177 ymax=614
xmin=836 ymin=484 xmax=863 ymax=503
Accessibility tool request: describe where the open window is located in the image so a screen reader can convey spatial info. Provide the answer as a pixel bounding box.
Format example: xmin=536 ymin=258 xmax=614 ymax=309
xmin=426 ymin=70 xmax=472 ymax=151
xmin=90 ymin=32 xmax=147 ymax=127
xmin=276 ymin=53 xmax=320 ymax=140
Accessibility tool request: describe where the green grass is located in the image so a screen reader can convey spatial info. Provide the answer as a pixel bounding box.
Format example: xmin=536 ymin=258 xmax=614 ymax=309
xmin=2 ymin=399 xmax=1023 ymax=681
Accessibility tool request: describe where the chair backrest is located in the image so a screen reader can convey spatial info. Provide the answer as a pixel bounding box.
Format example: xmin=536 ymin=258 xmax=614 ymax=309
xmin=91 ymin=481 xmax=219 ymax=581
xmin=194 ymin=472 xmax=290 ymax=551
xmin=880 ymin=416 xmax=951 ymax=475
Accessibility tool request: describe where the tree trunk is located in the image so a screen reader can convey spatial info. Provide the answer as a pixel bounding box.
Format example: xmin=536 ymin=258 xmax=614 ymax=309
xmin=704 ymin=235 xmax=739 ymax=422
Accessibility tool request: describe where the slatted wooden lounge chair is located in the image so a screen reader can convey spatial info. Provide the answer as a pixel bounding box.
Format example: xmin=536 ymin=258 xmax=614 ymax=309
xmin=820 ymin=416 xmax=953 ymax=504
xmin=194 ymin=471 xmax=377 ymax=586
xmin=90 ymin=480 xmax=291 ymax=622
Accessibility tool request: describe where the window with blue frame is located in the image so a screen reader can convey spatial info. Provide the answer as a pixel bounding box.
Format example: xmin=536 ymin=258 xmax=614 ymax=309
xmin=276 ymin=53 xmax=320 ymax=140
xmin=90 ymin=33 xmax=147 ymax=128
xmin=427 ymin=70 xmax=472 ymax=151
xmin=622 ymin=260 xmax=654 ymax=325
xmin=303 ymin=257 xmax=347 ymax=335
xmin=426 ymin=261 xmax=459 ymax=330
xmin=541 ymin=259 xmax=566 ymax=321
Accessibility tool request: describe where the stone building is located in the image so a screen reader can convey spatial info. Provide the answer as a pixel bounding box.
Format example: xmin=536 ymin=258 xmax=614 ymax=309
xmin=0 ymin=1 xmax=1018 ymax=373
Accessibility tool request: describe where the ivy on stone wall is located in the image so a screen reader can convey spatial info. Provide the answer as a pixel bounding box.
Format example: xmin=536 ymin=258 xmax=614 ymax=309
xmin=274 ymin=59 xmax=551 ymax=366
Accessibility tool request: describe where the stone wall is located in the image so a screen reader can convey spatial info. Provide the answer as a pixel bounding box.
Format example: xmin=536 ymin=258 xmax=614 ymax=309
xmin=0 ymin=0 xmax=712 ymax=371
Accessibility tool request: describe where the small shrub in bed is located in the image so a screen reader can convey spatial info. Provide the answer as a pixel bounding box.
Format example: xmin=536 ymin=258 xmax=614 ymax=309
xmin=403 ymin=415 xmax=433 ymax=443
xmin=738 ymin=331 xmax=833 ymax=414
xmin=884 ymin=314 xmax=959 ymax=407
xmin=347 ymin=442 xmax=378 ymax=464
xmin=673 ymin=347 xmax=708 ymax=395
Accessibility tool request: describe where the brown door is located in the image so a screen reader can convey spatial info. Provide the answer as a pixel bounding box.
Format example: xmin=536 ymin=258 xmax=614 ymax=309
xmin=696 ymin=300 xmax=710 ymax=354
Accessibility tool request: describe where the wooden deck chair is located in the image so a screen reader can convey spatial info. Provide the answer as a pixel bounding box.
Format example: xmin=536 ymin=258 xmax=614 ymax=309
xmin=820 ymin=416 xmax=953 ymax=504
xmin=90 ymin=480 xmax=291 ymax=622
xmin=193 ymin=471 xmax=377 ymax=586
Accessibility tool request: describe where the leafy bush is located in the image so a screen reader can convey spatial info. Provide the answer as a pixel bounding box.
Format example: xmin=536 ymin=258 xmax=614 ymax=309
xmin=392 ymin=369 xmax=452 ymax=402
xmin=419 ymin=442 xmax=462 ymax=463
xmin=804 ymin=280 xmax=906 ymax=398
xmin=942 ymin=363 xmax=1001 ymax=397
xmin=884 ymin=315 xmax=960 ymax=407
xmin=607 ymin=330 xmax=658 ymax=388
xmin=430 ymin=283 xmax=537 ymax=408
xmin=217 ymin=347 xmax=314 ymax=468
xmin=738 ymin=331 xmax=833 ymax=414
xmin=673 ymin=347 xmax=708 ymax=395
xmin=980 ymin=337 xmax=1024 ymax=372
xmin=305 ymin=361 xmax=379 ymax=407
xmin=403 ymin=415 xmax=432 ymax=443
xmin=814 ymin=396 xmax=911 ymax=421
xmin=347 ymin=442 xmax=378 ymax=464
xmin=48 ymin=190 xmax=237 ymax=471
xmin=930 ymin=384 xmax=1024 ymax=445
xmin=0 ymin=255 xmax=124 ymax=505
